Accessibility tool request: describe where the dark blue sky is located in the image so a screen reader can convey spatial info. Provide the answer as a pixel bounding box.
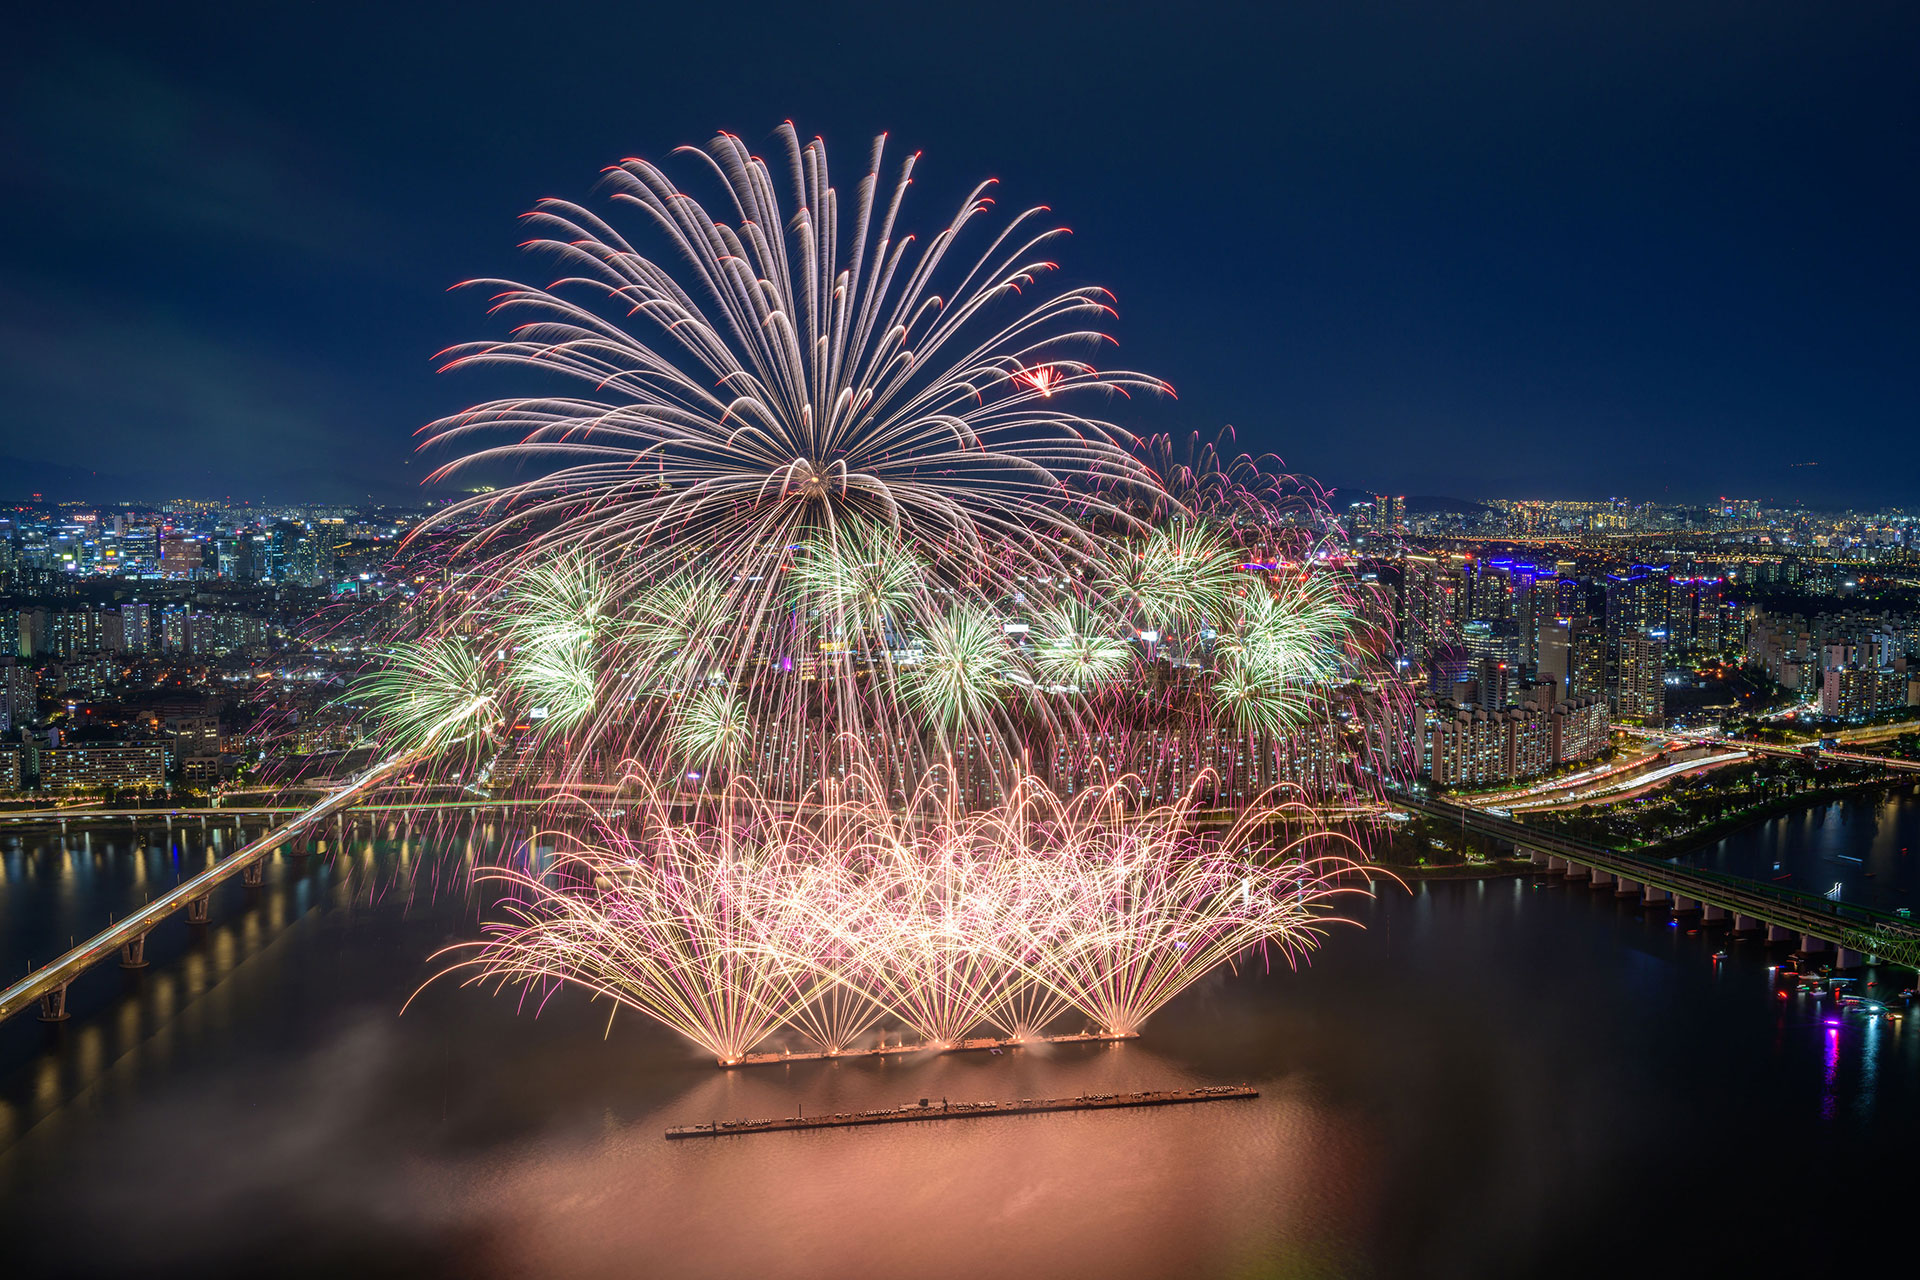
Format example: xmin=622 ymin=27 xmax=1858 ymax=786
xmin=3 ymin=1 xmax=1914 ymax=507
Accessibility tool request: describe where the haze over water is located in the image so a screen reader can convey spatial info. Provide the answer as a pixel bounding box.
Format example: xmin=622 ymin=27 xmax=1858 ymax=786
xmin=3 ymin=794 xmax=1917 ymax=1278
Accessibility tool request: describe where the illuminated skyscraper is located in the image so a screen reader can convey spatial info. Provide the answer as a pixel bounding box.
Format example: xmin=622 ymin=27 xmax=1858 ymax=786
xmin=1463 ymin=619 xmax=1521 ymax=708
xmin=1612 ymin=626 xmax=1666 ymax=724
xmin=159 ymin=537 xmax=202 ymax=579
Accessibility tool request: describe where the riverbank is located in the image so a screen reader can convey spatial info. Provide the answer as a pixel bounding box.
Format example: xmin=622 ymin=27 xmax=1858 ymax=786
xmin=1366 ymin=781 xmax=1920 ymax=883
xmin=1639 ymin=778 xmax=1919 ymax=859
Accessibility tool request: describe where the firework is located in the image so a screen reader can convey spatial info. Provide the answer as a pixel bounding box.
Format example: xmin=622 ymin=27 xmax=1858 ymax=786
xmin=339 ymin=130 xmax=1408 ymax=812
xmin=902 ymin=604 xmax=1023 ymax=734
xmin=346 ymin=634 xmax=503 ymax=756
xmin=1101 ymin=522 xmax=1242 ymax=631
xmin=671 ymin=686 xmax=750 ymax=770
xmin=504 ymin=556 xmax=612 ymax=736
xmin=448 ymin=819 xmax=813 ymax=1063
xmin=788 ymin=518 xmax=923 ymax=650
xmin=1031 ymin=599 xmax=1132 ymax=691
xmin=428 ymin=767 xmax=1368 ymax=1062
xmin=411 ymin=124 xmax=1171 ymax=758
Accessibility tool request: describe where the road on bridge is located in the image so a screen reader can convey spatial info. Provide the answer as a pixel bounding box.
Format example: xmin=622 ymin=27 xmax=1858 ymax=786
xmin=1391 ymin=792 xmax=1920 ymax=972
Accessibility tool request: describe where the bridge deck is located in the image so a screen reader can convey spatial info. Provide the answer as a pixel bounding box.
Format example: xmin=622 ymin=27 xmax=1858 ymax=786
xmin=0 ymin=748 xmax=429 ymax=1025
xmin=1397 ymin=792 xmax=1920 ymax=969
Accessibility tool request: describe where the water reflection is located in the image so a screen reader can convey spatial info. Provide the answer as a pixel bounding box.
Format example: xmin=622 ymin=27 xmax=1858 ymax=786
xmin=0 ymin=811 xmax=1917 ymax=1278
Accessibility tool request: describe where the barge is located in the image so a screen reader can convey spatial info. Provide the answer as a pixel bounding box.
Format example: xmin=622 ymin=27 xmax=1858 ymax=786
xmin=725 ymin=1029 xmax=1138 ymax=1067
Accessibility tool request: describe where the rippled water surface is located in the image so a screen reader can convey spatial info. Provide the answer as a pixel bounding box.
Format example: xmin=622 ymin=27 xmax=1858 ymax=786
xmin=2 ymin=803 xmax=1917 ymax=1279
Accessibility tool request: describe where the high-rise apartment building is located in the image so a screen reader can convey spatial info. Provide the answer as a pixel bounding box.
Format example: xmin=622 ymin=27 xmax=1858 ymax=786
xmin=1612 ymin=627 xmax=1667 ymax=724
xmin=121 ymin=602 xmax=153 ymax=652
xmin=1509 ymin=564 xmax=1547 ymax=663
xmin=16 ymin=606 xmax=47 ymax=658
xmin=41 ymin=743 xmax=166 ymax=791
xmin=1536 ymin=618 xmax=1571 ymax=701
xmin=1605 ymin=565 xmax=1672 ymax=643
xmin=0 ymin=657 xmax=35 ymax=732
xmin=1472 ymin=561 xmax=1516 ymax=623
xmin=1606 ymin=567 xmax=1671 ymax=721
xmin=1571 ymin=616 xmax=1606 ymax=701
xmin=1669 ymin=576 xmax=1729 ymax=655
xmin=1401 ymin=554 xmax=1442 ymax=658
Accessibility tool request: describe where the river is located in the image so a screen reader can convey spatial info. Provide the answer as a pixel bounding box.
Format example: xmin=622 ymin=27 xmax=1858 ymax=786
xmin=1 ymin=799 xmax=1915 ymax=1279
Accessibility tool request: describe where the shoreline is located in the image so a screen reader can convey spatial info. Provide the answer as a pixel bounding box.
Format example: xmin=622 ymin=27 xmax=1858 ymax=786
xmin=1376 ymin=779 xmax=1917 ymax=881
xmin=1643 ymin=778 xmax=1917 ymax=859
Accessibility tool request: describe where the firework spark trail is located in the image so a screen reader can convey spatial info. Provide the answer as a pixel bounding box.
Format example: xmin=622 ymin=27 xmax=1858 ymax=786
xmin=425 ymin=765 xmax=1372 ymax=1062
xmin=343 ymin=633 xmax=504 ymax=760
xmin=440 ymin=813 xmax=822 ymax=1063
xmin=410 ymin=123 xmax=1175 ymax=768
xmin=328 ymin=139 xmax=1406 ymax=803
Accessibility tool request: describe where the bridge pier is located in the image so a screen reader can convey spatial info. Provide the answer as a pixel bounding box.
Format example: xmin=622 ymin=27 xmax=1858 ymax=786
xmin=37 ymin=983 xmax=70 ymax=1022
xmin=1837 ymin=948 xmax=1866 ymax=970
xmin=1546 ymin=856 xmax=1568 ymax=874
xmin=1641 ymin=885 xmax=1668 ymax=909
xmin=1766 ymin=924 xmax=1794 ymax=944
xmin=1702 ymin=905 xmax=1728 ymax=927
xmin=1590 ymin=869 xmax=1614 ymax=889
xmin=1799 ymin=935 xmax=1834 ymax=957
xmin=1563 ymin=863 xmax=1591 ymax=883
xmin=186 ymin=895 xmax=212 ymax=925
xmin=1616 ymin=877 xmax=1640 ymax=899
xmin=1733 ymin=914 xmax=1761 ymax=933
xmin=1670 ymin=895 xmax=1702 ymax=917
xmin=241 ymin=858 xmax=265 ymax=889
xmin=119 ymin=932 xmax=150 ymax=969
xmin=1528 ymin=850 xmax=1549 ymax=867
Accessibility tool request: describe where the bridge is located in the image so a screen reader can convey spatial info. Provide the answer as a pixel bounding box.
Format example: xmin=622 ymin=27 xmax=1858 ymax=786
xmin=1394 ymin=791 xmax=1920 ymax=972
xmin=0 ymin=796 xmax=569 ymax=825
xmin=0 ymin=748 xmax=434 ymax=1026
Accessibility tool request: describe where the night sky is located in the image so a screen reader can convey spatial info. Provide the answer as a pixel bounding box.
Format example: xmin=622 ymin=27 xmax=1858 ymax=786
xmin=4 ymin=1 xmax=1914 ymax=507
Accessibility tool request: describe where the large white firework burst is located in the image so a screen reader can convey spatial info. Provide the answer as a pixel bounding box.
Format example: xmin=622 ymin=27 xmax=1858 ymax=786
xmin=408 ymin=123 xmax=1179 ymax=765
xmin=421 ymin=124 xmax=1169 ymax=608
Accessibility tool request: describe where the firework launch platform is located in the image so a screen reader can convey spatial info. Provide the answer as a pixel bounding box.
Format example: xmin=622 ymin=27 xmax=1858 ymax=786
xmin=727 ymin=1030 xmax=1139 ymax=1067
xmin=665 ymin=1085 xmax=1258 ymax=1139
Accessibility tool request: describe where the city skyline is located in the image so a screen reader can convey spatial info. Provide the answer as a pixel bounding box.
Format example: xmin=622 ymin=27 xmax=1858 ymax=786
xmin=4 ymin=10 xmax=1920 ymax=1278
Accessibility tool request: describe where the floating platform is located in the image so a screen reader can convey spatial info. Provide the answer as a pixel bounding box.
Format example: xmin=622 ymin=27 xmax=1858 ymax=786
xmin=665 ymin=1085 xmax=1258 ymax=1139
xmin=726 ymin=1029 xmax=1138 ymax=1067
